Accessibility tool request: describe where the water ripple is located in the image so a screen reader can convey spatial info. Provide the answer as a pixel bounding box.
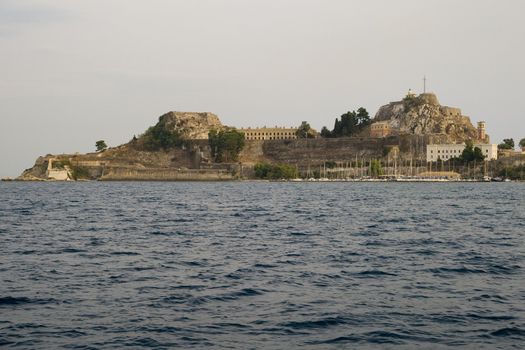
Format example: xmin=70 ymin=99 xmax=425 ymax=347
xmin=0 ymin=181 xmax=524 ymax=349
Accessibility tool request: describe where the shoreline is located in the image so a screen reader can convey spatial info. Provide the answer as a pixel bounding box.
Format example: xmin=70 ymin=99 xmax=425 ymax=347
xmin=3 ymin=178 xmax=521 ymax=183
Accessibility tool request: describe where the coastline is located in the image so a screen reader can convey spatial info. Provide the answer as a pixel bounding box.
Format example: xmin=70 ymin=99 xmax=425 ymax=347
xmin=3 ymin=178 xmax=521 ymax=183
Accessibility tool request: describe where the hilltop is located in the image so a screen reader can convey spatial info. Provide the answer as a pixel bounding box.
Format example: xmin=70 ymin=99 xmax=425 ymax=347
xmin=373 ymin=92 xmax=485 ymax=143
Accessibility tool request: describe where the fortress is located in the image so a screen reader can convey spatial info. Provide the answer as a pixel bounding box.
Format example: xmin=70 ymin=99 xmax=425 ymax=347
xmin=16 ymin=90 xmax=508 ymax=181
xmin=370 ymin=90 xmax=488 ymax=143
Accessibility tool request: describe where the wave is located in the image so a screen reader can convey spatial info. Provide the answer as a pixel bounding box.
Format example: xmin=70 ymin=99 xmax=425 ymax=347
xmin=188 ymin=288 xmax=265 ymax=305
xmin=283 ymin=316 xmax=352 ymax=330
xmin=309 ymin=330 xmax=430 ymax=345
xmin=61 ymin=248 xmax=86 ymax=253
xmin=110 ymin=251 xmax=140 ymax=256
xmin=357 ymin=270 xmax=397 ymax=276
xmin=0 ymin=338 xmax=14 ymax=346
xmin=0 ymin=296 xmax=57 ymax=306
xmin=490 ymin=327 xmax=525 ymax=337
xmin=428 ymin=266 xmax=486 ymax=274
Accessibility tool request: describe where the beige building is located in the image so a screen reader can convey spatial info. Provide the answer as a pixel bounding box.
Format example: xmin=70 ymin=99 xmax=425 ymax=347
xmin=239 ymin=127 xmax=298 ymax=140
xmin=370 ymin=122 xmax=391 ymax=138
xmin=427 ymin=143 xmax=498 ymax=162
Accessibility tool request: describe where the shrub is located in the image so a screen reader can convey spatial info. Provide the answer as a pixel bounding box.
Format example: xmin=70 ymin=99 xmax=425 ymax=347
xmin=71 ymin=166 xmax=90 ymax=180
xmin=254 ymin=162 xmax=298 ymax=180
xmin=141 ymin=124 xmax=182 ymax=151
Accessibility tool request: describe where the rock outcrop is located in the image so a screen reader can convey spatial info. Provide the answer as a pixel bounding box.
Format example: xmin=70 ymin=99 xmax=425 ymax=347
xmin=156 ymin=111 xmax=223 ymax=140
xmin=373 ymin=93 xmax=482 ymax=143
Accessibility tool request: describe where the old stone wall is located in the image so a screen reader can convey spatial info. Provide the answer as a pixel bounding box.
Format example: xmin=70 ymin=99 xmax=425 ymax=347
xmin=238 ymin=135 xmax=452 ymax=167
xmin=100 ymin=167 xmax=235 ymax=181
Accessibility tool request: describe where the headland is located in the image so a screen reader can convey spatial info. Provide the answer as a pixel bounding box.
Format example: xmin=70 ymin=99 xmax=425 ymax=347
xmin=14 ymin=91 xmax=525 ymax=182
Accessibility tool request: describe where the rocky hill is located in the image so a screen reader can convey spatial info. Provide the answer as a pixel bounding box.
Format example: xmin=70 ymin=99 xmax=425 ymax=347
xmin=154 ymin=111 xmax=223 ymax=139
xmin=373 ymin=93 xmax=484 ymax=143
xmin=17 ymin=111 xmax=227 ymax=181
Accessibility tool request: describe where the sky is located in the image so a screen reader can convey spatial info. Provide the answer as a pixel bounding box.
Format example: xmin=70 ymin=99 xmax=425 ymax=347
xmin=1 ymin=0 xmax=524 ymax=177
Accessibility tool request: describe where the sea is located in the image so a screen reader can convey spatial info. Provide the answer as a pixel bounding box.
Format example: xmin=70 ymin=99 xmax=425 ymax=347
xmin=0 ymin=181 xmax=524 ymax=349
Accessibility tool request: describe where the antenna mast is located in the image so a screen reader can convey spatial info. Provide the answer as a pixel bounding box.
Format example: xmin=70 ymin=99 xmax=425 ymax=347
xmin=423 ymin=75 xmax=427 ymax=93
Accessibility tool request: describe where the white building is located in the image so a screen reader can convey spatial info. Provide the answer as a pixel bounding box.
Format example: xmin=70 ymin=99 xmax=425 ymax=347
xmin=427 ymin=143 xmax=498 ymax=162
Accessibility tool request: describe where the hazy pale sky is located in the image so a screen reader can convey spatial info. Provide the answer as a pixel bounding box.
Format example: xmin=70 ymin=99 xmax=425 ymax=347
xmin=1 ymin=0 xmax=524 ymax=177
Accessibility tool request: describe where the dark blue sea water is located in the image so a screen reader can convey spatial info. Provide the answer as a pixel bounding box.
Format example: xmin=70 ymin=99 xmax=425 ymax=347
xmin=0 ymin=182 xmax=524 ymax=349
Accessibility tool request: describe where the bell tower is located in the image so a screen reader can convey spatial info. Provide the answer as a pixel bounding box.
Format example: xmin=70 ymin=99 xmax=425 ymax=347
xmin=477 ymin=121 xmax=486 ymax=141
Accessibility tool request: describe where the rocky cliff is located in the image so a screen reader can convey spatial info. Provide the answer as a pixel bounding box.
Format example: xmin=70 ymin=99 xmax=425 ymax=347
xmin=155 ymin=111 xmax=223 ymax=139
xmin=373 ymin=93 xmax=483 ymax=143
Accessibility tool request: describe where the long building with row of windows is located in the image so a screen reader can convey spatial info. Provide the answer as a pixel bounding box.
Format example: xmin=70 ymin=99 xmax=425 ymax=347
xmin=238 ymin=127 xmax=299 ymax=140
xmin=426 ymin=143 xmax=498 ymax=162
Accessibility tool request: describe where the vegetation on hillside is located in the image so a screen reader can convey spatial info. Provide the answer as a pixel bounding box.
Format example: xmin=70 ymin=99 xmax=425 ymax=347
xmin=70 ymin=166 xmax=90 ymax=180
xmin=498 ymin=138 xmax=515 ymax=150
xmin=295 ymin=121 xmax=316 ymax=138
xmin=254 ymin=162 xmax=298 ymax=180
xmin=140 ymin=124 xmax=183 ymax=151
xmin=208 ymin=129 xmax=245 ymax=162
xmin=321 ymin=107 xmax=371 ymax=138
xmin=402 ymin=94 xmax=420 ymax=109
xmin=519 ymin=138 xmax=525 ymax=149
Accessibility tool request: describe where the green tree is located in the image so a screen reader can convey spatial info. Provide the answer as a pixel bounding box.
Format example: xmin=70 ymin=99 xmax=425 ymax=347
xmin=329 ymin=107 xmax=371 ymax=138
xmin=296 ymin=121 xmax=315 ymax=138
xmin=356 ymin=107 xmax=371 ymax=126
xmin=209 ymin=129 xmax=245 ymax=162
xmin=472 ymin=147 xmax=484 ymax=161
xmin=320 ymin=126 xmax=332 ymax=138
xmin=519 ymin=138 xmax=525 ymax=149
xmin=370 ymin=159 xmax=384 ymax=178
xmin=498 ymin=138 xmax=515 ymax=150
xmin=460 ymin=141 xmax=485 ymax=162
xmin=95 ymin=140 xmax=108 ymax=152
xmin=254 ymin=162 xmax=272 ymax=178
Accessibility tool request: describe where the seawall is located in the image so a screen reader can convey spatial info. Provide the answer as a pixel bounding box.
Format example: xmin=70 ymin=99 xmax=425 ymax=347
xmin=100 ymin=167 xmax=235 ymax=181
